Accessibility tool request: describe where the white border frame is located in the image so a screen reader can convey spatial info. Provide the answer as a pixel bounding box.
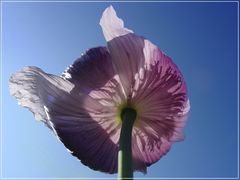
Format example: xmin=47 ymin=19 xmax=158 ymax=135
xmin=0 ymin=1 xmax=239 ymax=180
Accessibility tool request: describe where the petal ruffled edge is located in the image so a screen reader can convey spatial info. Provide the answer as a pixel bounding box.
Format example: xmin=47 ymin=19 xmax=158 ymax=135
xmin=9 ymin=66 xmax=73 ymax=121
xmin=9 ymin=66 xmax=121 ymax=174
xmin=100 ymin=6 xmax=133 ymax=41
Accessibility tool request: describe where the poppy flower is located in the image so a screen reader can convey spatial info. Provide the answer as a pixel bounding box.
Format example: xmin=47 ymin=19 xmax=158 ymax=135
xmin=9 ymin=6 xmax=190 ymax=176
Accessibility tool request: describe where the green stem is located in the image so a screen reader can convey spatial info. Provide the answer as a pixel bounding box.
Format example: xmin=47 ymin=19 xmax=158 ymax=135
xmin=118 ymin=108 xmax=136 ymax=180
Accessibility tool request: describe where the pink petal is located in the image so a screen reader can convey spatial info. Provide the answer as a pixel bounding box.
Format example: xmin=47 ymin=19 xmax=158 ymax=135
xmin=100 ymin=6 xmax=145 ymax=97
xmin=132 ymin=129 xmax=172 ymax=173
xmin=100 ymin=6 xmax=189 ymax=172
xmin=130 ymin=40 xmax=190 ymax=171
xmin=9 ymin=48 xmax=123 ymax=173
xmin=62 ymin=47 xmax=114 ymax=93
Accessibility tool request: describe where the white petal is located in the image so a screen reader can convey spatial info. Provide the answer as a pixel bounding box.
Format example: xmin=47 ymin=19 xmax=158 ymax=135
xmin=9 ymin=66 xmax=74 ymax=121
xmin=100 ymin=6 xmax=133 ymax=41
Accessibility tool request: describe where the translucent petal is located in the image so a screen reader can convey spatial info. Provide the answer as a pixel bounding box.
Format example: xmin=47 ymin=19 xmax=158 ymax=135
xmin=100 ymin=6 xmax=189 ymax=172
xmin=9 ymin=66 xmax=73 ymax=122
xmin=100 ymin=6 xmax=145 ymax=97
xmin=9 ymin=66 xmax=121 ymax=173
xmin=61 ymin=47 xmax=114 ymax=93
xmin=100 ymin=5 xmax=133 ymax=42
xmin=130 ymin=40 xmax=190 ymax=170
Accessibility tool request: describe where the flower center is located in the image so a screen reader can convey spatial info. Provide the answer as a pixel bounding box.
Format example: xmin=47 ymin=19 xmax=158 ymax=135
xmin=117 ymin=103 xmax=139 ymax=125
xmin=120 ymin=107 xmax=137 ymax=124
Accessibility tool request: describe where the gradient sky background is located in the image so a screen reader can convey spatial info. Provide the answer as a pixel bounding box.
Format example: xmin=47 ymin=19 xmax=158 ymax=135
xmin=1 ymin=1 xmax=238 ymax=179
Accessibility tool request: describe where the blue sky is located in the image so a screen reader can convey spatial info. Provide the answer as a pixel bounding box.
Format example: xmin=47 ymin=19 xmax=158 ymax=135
xmin=1 ymin=1 xmax=238 ymax=179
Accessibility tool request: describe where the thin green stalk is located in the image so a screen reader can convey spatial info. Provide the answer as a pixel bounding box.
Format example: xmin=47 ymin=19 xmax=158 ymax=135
xmin=118 ymin=108 xmax=136 ymax=180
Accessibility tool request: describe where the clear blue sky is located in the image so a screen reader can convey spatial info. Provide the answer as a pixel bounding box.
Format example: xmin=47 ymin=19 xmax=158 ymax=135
xmin=2 ymin=1 xmax=238 ymax=179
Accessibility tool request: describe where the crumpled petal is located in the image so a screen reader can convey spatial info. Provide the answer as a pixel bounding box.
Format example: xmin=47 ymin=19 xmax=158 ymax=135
xmin=9 ymin=48 xmax=124 ymax=174
xmin=9 ymin=66 xmax=74 ymax=122
xmin=100 ymin=5 xmax=133 ymax=42
xmin=100 ymin=6 xmax=145 ymax=98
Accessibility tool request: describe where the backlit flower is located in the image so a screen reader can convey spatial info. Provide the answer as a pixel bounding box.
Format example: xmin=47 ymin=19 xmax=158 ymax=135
xmin=9 ymin=6 xmax=190 ymax=174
